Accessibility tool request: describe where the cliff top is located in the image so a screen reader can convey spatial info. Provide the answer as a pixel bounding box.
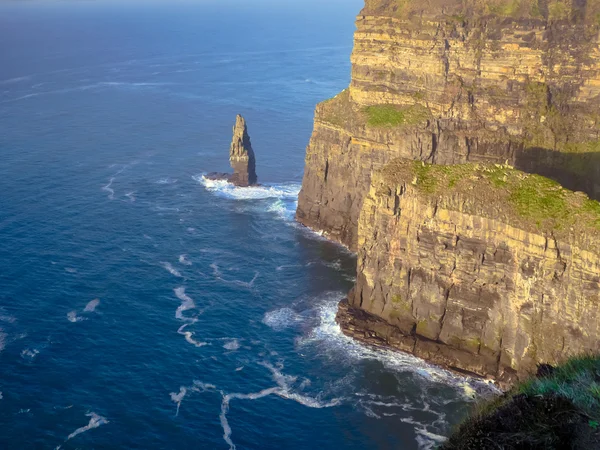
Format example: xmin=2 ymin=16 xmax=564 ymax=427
xmin=363 ymin=0 xmax=600 ymax=24
xmin=380 ymin=159 xmax=600 ymax=251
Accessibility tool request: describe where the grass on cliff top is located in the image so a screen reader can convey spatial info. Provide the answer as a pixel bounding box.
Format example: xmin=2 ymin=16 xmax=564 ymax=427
xmin=442 ymin=355 xmax=600 ymax=450
xmin=380 ymin=159 xmax=600 ymax=249
xmin=364 ymin=104 xmax=431 ymax=127
xmin=518 ymin=355 xmax=600 ymax=420
xmin=363 ymin=0 xmax=600 ymax=23
xmin=320 ymin=89 xmax=430 ymax=129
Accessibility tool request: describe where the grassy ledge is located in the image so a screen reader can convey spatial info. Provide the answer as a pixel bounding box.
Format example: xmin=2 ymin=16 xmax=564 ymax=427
xmin=379 ymin=159 xmax=600 ymax=253
xmin=364 ymin=104 xmax=430 ymax=127
xmin=319 ymin=89 xmax=431 ymax=129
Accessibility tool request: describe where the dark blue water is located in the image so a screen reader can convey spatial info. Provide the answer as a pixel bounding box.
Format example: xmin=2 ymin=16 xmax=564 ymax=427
xmin=0 ymin=2 xmax=495 ymax=449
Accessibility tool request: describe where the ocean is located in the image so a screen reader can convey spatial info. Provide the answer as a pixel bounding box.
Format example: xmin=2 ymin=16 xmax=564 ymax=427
xmin=0 ymin=2 xmax=494 ymax=449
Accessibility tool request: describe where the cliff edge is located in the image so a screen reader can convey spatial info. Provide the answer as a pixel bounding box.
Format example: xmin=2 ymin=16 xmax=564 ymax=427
xmin=297 ymin=0 xmax=600 ymax=385
xmin=297 ymin=0 xmax=600 ymax=251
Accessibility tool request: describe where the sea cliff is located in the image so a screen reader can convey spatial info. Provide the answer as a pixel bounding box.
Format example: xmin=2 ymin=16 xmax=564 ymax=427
xmin=297 ymin=0 xmax=600 ymax=383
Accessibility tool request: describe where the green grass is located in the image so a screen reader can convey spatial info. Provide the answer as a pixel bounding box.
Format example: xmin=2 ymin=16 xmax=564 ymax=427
xmin=509 ymin=175 xmax=568 ymax=226
xmin=518 ymin=355 xmax=600 ymax=419
xmin=443 ymin=354 xmax=600 ymax=449
xmin=378 ymin=159 xmax=600 ymax=252
xmin=364 ymin=104 xmax=430 ymax=127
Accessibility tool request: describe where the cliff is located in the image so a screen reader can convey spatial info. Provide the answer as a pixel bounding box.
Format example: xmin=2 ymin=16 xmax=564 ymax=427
xmin=297 ymin=0 xmax=600 ymax=251
xmin=297 ymin=0 xmax=600 ymax=384
xmin=339 ymin=160 xmax=600 ymax=383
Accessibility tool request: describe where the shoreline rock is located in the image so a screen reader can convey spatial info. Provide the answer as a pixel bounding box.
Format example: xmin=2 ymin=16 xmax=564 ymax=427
xmin=206 ymin=114 xmax=258 ymax=187
xmin=335 ymin=297 xmax=513 ymax=390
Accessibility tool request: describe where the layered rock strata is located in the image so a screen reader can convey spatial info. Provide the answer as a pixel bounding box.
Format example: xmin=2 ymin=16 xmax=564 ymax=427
xmin=229 ymin=114 xmax=257 ymax=187
xmin=207 ymin=114 xmax=257 ymax=187
xmin=297 ymin=0 xmax=600 ymax=251
xmin=339 ymin=160 xmax=600 ymax=384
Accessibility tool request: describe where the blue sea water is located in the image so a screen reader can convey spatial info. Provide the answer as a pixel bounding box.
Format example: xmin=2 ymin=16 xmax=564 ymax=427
xmin=0 ymin=2 xmax=496 ymax=449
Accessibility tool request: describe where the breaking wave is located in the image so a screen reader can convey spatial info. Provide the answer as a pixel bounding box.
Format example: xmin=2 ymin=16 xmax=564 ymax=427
xmin=262 ymin=308 xmax=305 ymax=331
xmin=194 ymin=175 xmax=300 ymax=221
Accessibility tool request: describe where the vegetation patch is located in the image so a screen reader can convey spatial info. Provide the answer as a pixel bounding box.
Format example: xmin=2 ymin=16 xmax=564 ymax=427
xmin=364 ymin=104 xmax=430 ymax=128
xmin=378 ymin=159 xmax=600 ymax=253
xmin=363 ymin=0 xmax=600 ymax=24
xmin=443 ymin=355 xmax=600 ymax=449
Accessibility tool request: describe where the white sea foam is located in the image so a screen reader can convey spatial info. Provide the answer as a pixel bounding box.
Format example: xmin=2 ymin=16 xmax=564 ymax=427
xmin=170 ymin=387 xmax=187 ymax=417
xmin=177 ymin=323 xmax=207 ymax=348
xmin=125 ymin=191 xmax=136 ymax=202
xmin=0 ymin=312 xmax=16 ymax=323
xmin=219 ymin=388 xmax=280 ymax=450
xmin=210 ymin=263 xmax=221 ymax=277
xmin=223 ymin=339 xmax=240 ymax=351
xmin=174 ymin=288 xmax=207 ymax=347
xmin=64 ymin=267 xmax=78 ymax=274
xmin=83 ymin=299 xmax=100 ymax=313
xmin=0 ymin=76 xmax=31 ymax=85
xmin=102 ymin=177 xmax=115 ymax=200
xmin=67 ymin=311 xmax=85 ymax=323
xmin=161 ymin=262 xmax=183 ymax=278
xmin=178 ymin=254 xmax=192 ymax=266
xmin=298 ymin=294 xmax=500 ymax=399
xmin=415 ymin=427 xmax=448 ymax=450
xmin=217 ymin=363 xmax=342 ymax=449
xmin=275 ymin=264 xmax=302 ymax=271
xmin=0 ymin=331 xmax=6 ymax=352
xmin=174 ymin=287 xmax=195 ymax=320
xmin=66 ymin=412 xmax=109 ymax=441
xmin=170 ymin=381 xmax=216 ymax=416
xmin=156 ymin=177 xmax=178 ymax=184
xmin=262 ymin=308 xmax=304 ymax=331
xmin=323 ymin=259 xmax=342 ymax=271
xmin=21 ymin=348 xmax=39 ymax=360
xmin=197 ymin=175 xmax=301 ymax=200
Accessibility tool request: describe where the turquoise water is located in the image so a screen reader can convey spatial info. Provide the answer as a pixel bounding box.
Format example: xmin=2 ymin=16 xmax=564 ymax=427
xmin=0 ymin=2 xmax=494 ymax=449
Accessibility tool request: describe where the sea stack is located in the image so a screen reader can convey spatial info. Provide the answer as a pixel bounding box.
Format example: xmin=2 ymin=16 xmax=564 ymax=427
xmin=229 ymin=115 xmax=257 ymax=187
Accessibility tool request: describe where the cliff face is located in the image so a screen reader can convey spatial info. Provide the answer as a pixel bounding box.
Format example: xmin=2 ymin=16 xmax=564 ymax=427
xmin=297 ymin=0 xmax=600 ymax=383
xmin=340 ymin=160 xmax=600 ymax=383
xmin=297 ymin=0 xmax=600 ymax=251
xmin=229 ymin=115 xmax=257 ymax=187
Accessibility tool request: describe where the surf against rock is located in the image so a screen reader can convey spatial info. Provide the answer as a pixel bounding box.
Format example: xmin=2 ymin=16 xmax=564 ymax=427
xmin=206 ymin=114 xmax=258 ymax=187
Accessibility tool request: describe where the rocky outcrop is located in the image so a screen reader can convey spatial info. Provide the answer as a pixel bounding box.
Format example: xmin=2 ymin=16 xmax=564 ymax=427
xmin=229 ymin=115 xmax=257 ymax=187
xmin=207 ymin=115 xmax=257 ymax=187
xmin=297 ymin=0 xmax=600 ymax=251
xmin=295 ymin=0 xmax=600 ymax=385
xmin=340 ymin=160 xmax=600 ymax=384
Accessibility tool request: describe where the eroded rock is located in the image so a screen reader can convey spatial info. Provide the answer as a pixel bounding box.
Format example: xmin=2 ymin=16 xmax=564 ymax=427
xmin=206 ymin=114 xmax=257 ymax=187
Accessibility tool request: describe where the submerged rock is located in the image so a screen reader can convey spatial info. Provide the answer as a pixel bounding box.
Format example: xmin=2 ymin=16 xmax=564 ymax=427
xmin=206 ymin=114 xmax=258 ymax=187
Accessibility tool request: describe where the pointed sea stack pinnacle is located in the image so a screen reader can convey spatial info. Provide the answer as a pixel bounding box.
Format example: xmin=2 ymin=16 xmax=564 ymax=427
xmin=228 ymin=115 xmax=257 ymax=187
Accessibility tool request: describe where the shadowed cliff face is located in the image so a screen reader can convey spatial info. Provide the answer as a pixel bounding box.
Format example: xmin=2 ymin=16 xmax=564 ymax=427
xmin=297 ymin=1 xmax=600 ymax=251
xmin=229 ymin=114 xmax=257 ymax=187
xmin=297 ymin=0 xmax=600 ymax=384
